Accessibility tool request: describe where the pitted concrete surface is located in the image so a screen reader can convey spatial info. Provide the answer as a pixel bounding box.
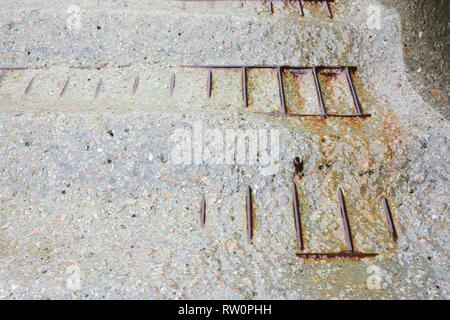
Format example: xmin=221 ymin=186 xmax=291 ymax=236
xmin=379 ymin=0 xmax=449 ymax=119
xmin=0 ymin=1 xmax=448 ymax=299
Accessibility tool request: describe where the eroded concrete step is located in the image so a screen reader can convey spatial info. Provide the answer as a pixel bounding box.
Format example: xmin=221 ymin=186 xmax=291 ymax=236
xmin=0 ymin=0 xmax=349 ymax=18
xmin=0 ymin=110 xmax=406 ymax=299
xmin=0 ymin=64 xmax=367 ymax=116
xmin=0 ymin=3 xmax=359 ymax=68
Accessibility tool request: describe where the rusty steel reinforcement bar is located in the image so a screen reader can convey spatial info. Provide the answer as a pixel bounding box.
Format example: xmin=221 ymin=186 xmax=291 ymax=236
xmin=200 ymin=194 xmax=206 ymax=227
xmin=206 ymin=68 xmax=212 ymax=98
xmin=95 ymin=78 xmax=103 ymax=98
xmin=170 ymin=73 xmax=176 ymax=96
xmin=383 ymin=198 xmax=398 ymax=241
xmin=176 ymin=0 xmax=334 ymax=18
xmin=266 ymin=0 xmax=273 ymax=14
xmin=296 ymin=0 xmax=304 ymax=16
xmin=257 ymin=112 xmax=371 ymax=118
xmin=338 ymin=187 xmax=354 ymax=252
xmin=182 ymin=65 xmax=366 ymax=117
xmin=344 ymin=66 xmax=363 ymax=115
xmin=323 ymin=0 xmax=332 ymax=18
xmin=277 ymin=66 xmax=287 ymax=113
xmin=311 ymin=66 xmax=327 ymax=118
xmin=132 ymin=75 xmax=139 ymax=95
xmin=291 ymin=182 xmax=305 ymax=250
xmin=60 ymin=77 xmax=70 ymax=97
xmin=296 ymin=251 xmax=378 ymax=259
xmin=241 ymin=67 xmax=248 ymax=107
xmin=296 ymin=187 xmax=378 ymax=260
xmin=246 ymin=186 xmax=254 ymax=242
xmin=24 ymin=76 xmax=35 ymax=95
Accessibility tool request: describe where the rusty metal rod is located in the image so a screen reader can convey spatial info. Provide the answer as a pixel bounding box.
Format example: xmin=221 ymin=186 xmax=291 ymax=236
xmin=132 ymin=75 xmax=139 ymax=95
xmin=296 ymin=251 xmax=378 ymax=259
xmin=296 ymin=0 xmax=304 ymax=16
xmin=207 ymin=68 xmax=212 ymax=98
xmin=95 ymin=78 xmax=103 ymax=98
xmin=312 ymin=66 xmax=327 ymax=118
xmin=344 ymin=66 xmax=363 ymax=115
xmin=246 ymin=186 xmax=253 ymax=242
xmin=383 ymin=198 xmax=398 ymax=241
xmin=277 ymin=66 xmax=287 ymax=113
xmin=60 ymin=77 xmax=70 ymax=97
xmin=257 ymin=111 xmax=371 ymax=118
xmin=170 ymin=73 xmax=176 ymax=96
xmin=182 ymin=65 xmax=355 ymax=70
xmin=292 ymin=182 xmax=305 ymax=250
xmin=324 ymin=0 xmax=332 ymax=18
xmin=338 ymin=188 xmax=354 ymax=252
xmin=24 ymin=76 xmax=35 ymax=95
xmin=267 ymin=0 xmax=273 ymax=14
xmin=241 ymin=67 xmax=248 ymax=107
xmin=200 ymin=194 xmax=206 ymax=227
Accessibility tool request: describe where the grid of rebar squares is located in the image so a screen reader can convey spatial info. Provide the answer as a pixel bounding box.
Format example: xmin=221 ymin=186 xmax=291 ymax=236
xmin=182 ymin=65 xmax=370 ymax=118
xmin=294 ymin=187 xmax=380 ymax=259
xmin=0 ymin=66 xmax=394 ymax=259
xmin=1 ymin=65 xmax=370 ymax=119
xmin=199 ymin=181 xmax=398 ymax=259
xmin=176 ymin=0 xmax=334 ymax=18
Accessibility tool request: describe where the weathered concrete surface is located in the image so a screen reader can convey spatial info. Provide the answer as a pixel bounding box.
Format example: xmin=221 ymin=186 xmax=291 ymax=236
xmin=379 ymin=0 xmax=449 ymax=119
xmin=0 ymin=1 xmax=448 ymax=299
